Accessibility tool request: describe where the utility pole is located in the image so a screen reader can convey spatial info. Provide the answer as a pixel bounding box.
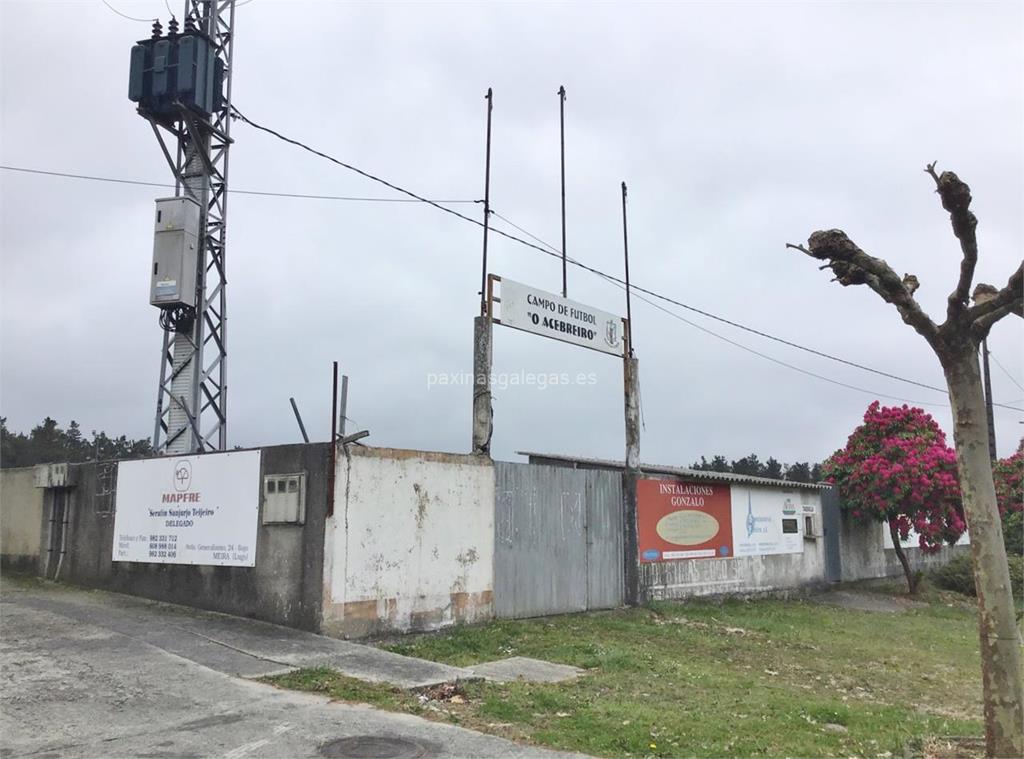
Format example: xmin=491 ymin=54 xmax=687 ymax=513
xmin=982 ymin=338 xmax=997 ymax=461
xmin=473 ymin=88 xmax=494 ymax=455
xmin=620 ymin=181 xmax=641 ymax=605
xmin=131 ymin=1 xmax=237 ymax=454
xmin=558 ymin=85 xmax=567 ymax=298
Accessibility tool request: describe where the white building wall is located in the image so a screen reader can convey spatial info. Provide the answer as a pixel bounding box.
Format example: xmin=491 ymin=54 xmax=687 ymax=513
xmin=0 ymin=467 xmax=45 ymax=571
xmin=322 ymin=447 xmax=494 ymax=638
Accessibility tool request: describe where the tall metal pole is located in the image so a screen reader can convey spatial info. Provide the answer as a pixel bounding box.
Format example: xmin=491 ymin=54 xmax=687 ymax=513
xmin=328 ymin=361 xmax=337 ymax=517
xmin=558 ymin=85 xmax=567 ymax=298
xmin=479 ymin=88 xmax=493 ymax=316
xmin=982 ymin=338 xmax=997 ymax=461
xmin=473 ymin=88 xmax=495 ymax=454
xmin=621 ymin=181 xmax=633 ymax=355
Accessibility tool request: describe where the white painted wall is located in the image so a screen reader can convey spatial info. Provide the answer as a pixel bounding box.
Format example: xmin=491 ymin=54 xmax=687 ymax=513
xmin=0 ymin=467 xmax=45 ymax=567
xmin=322 ymin=447 xmax=494 ymax=638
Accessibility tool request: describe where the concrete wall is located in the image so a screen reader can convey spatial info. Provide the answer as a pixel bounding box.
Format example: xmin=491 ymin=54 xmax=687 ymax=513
xmin=641 ymin=483 xmax=827 ymax=600
xmin=323 ymin=447 xmax=494 ymax=638
xmin=838 ymin=511 xmax=969 ymax=582
xmin=0 ymin=467 xmax=46 ymax=574
xmin=41 ymin=444 xmax=329 ymax=631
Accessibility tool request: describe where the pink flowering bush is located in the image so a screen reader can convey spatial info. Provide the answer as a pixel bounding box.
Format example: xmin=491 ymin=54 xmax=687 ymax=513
xmin=823 ymin=402 xmax=964 ymax=592
xmin=993 ymin=445 xmax=1023 ymax=556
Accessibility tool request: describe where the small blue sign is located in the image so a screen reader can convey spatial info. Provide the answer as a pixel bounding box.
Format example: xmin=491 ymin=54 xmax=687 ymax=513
xmin=718 ymin=545 xmax=730 ymax=557
xmin=642 ymin=549 xmax=661 ymax=561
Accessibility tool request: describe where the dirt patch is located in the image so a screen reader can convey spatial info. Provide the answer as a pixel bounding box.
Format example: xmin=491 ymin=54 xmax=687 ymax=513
xmin=810 ymin=590 xmax=926 ymax=614
xmin=907 ymin=736 xmax=986 ymax=759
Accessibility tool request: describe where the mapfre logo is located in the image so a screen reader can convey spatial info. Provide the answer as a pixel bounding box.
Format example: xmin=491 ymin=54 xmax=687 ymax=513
xmin=173 ymin=460 xmax=193 ymax=492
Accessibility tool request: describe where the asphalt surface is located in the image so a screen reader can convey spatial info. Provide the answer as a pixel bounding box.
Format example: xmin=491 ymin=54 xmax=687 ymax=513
xmin=0 ymin=581 xmax=586 ymax=759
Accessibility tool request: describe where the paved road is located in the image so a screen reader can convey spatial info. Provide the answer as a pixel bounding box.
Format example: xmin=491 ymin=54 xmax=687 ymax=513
xmin=0 ymin=581 xmax=585 ymax=759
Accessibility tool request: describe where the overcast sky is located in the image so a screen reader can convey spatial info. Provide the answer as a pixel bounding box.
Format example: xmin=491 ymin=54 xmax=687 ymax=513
xmin=2 ymin=0 xmax=1022 ymax=469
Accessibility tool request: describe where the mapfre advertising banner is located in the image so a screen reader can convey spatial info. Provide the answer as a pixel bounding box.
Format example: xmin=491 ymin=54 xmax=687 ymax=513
xmin=112 ymin=450 xmax=261 ymax=567
xmin=496 ymin=277 xmax=625 ymax=356
xmin=637 ymin=478 xmax=734 ymax=562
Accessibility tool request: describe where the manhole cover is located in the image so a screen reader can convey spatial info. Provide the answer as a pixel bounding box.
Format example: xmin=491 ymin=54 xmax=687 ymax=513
xmin=320 ymin=736 xmax=433 ymax=759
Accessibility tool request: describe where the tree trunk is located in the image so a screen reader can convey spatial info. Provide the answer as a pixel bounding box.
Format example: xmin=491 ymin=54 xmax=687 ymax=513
xmin=944 ymin=350 xmax=1023 ymax=758
xmin=888 ymin=519 xmax=917 ymax=594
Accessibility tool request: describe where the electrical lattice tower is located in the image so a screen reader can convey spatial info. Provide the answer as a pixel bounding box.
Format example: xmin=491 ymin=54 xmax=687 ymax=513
xmin=129 ymin=1 xmax=236 ymax=454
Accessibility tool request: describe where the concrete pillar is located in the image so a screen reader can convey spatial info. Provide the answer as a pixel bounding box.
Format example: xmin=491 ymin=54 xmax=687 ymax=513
xmin=622 ymin=355 xmax=641 ymax=605
xmin=472 ymin=316 xmax=493 ymax=455
xmin=624 ymin=356 xmax=640 ymax=470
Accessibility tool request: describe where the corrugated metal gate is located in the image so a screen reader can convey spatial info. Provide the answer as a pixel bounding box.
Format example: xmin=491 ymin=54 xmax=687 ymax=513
xmin=494 ymin=462 xmax=624 ymax=618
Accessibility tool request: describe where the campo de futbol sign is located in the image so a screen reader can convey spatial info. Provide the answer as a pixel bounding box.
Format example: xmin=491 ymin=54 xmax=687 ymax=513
xmin=494 ymin=277 xmax=625 ymax=357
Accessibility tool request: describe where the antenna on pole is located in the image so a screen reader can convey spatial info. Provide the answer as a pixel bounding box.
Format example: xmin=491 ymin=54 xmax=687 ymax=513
xmin=479 ymin=88 xmax=493 ymax=316
xmin=558 ymin=85 xmax=567 ymax=298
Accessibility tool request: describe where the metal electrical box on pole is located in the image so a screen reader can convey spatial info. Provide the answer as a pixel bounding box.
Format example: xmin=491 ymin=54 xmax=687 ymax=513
xmin=150 ymin=197 xmax=200 ymax=308
xmin=128 ymin=3 xmax=236 ymax=455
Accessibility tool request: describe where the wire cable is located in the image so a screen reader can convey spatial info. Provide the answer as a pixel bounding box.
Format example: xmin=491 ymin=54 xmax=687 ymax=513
xmin=0 ymin=165 xmax=477 ymax=204
xmin=232 ymin=106 xmax=966 ymax=405
xmin=9 ymin=112 xmax=1023 ymax=415
xmin=101 ymin=0 xmax=156 ymax=22
xmin=990 ymin=352 xmax=1024 ymax=395
xmin=486 ymin=213 xmax=966 ymax=410
xmin=489 ymin=210 xmax=1022 ymax=412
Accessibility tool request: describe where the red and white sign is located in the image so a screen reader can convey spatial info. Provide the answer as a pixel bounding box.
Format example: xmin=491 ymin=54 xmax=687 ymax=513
xmin=637 ymin=478 xmax=734 ymax=562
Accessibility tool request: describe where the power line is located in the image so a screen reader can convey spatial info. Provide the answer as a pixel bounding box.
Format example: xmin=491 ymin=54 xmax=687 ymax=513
xmin=231 ymin=105 xmax=966 ymax=403
xmin=488 ymin=212 xmax=960 ymax=410
xmin=990 ymin=351 xmax=1024 ymax=394
xmin=0 ymin=165 xmax=477 ymax=204
xmin=101 ymin=0 xmax=155 ymax=23
xmin=10 ymin=112 xmax=1022 ymax=414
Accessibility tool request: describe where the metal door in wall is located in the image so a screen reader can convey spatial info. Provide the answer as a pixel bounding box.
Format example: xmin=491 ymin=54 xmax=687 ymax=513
xmin=821 ymin=487 xmax=843 ymax=583
xmin=494 ymin=462 xmax=623 ymax=619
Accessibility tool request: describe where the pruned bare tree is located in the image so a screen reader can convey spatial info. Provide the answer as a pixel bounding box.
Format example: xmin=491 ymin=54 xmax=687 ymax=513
xmin=788 ymin=163 xmax=1023 ymax=758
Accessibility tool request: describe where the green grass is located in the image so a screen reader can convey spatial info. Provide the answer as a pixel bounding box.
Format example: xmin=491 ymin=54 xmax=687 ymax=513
xmin=268 ymin=586 xmax=987 ymax=758
xmin=262 ymin=667 xmax=418 ymax=712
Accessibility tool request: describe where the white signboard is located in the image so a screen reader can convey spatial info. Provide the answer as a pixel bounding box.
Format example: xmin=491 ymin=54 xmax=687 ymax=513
xmin=731 ymin=487 xmax=804 ymax=557
xmin=112 ymin=450 xmax=261 ymax=566
xmin=496 ymin=277 xmax=625 ymax=356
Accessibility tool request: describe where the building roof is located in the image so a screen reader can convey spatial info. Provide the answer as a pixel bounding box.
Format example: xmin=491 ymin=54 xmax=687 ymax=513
xmin=516 ymin=451 xmax=829 ymax=491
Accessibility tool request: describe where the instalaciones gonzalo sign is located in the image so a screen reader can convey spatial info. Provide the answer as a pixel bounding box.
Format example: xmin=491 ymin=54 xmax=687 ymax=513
xmin=496 ymin=277 xmax=625 ymax=356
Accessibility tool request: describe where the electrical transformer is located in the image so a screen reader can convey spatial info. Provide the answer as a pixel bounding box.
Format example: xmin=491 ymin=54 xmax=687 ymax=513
xmin=128 ymin=22 xmax=223 ymax=127
xmin=150 ymin=197 xmax=200 ymax=309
